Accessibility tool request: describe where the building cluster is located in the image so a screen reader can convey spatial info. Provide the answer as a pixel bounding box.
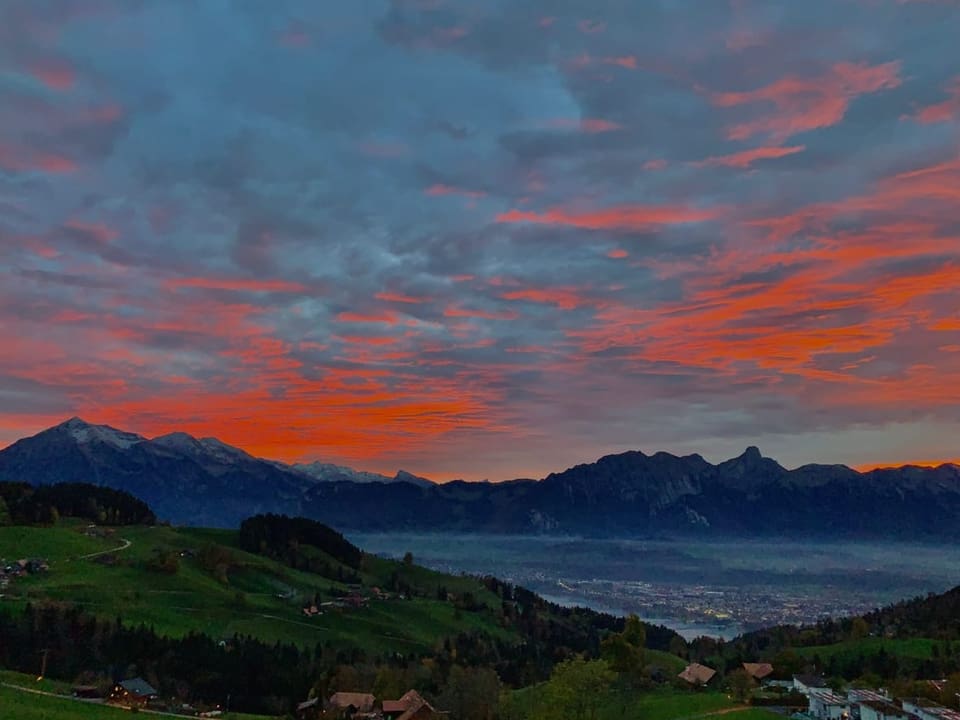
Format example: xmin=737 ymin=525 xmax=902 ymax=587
xmin=0 ymin=557 xmax=49 ymax=591
xmin=796 ymin=675 xmax=960 ymax=720
xmin=302 ymin=587 xmax=396 ymax=617
xmin=677 ymin=661 xmax=773 ymax=686
xmin=297 ymin=689 xmax=444 ymax=720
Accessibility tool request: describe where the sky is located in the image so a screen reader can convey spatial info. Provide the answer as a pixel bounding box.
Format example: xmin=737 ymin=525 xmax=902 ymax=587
xmin=1 ymin=0 xmax=959 ymax=481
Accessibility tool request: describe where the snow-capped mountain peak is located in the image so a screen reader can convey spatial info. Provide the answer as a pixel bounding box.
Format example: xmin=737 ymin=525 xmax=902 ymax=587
xmin=58 ymin=417 xmax=146 ymax=450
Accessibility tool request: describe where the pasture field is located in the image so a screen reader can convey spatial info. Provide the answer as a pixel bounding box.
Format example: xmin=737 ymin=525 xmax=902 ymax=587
xmin=0 ymin=523 xmax=512 ymax=654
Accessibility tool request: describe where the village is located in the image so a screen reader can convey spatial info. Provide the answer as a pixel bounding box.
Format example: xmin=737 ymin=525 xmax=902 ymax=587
xmin=60 ymin=678 xmax=446 ymax=719
xmin=0 ymin=555 xmax=48 ymax=594
xmin=677 ymin=662 xmax=960 ymax=720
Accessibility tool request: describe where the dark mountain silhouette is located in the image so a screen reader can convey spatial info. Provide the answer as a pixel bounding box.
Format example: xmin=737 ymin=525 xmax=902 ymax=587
xmin=2 ymin=418 xmax=959 ymax=537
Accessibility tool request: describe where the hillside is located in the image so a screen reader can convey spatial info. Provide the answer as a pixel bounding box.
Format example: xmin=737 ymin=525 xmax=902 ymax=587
xmin=4 ymin=419 xmax=960 ymax=538
xmin=0 ymin=520 xmax=516 ymax=653
xmin=0 ymin=490 xmax=690 ymax=715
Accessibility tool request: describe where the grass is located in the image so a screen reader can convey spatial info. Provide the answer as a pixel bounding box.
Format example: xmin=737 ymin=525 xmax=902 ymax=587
xmin=796 ymin=637 xmax=938 ymax=661
xmin=508 ymin=685 xmax=738 ymax=720
xmin=647 ymin=649 xmax=689 ymax=675
xmin=715 ymin=711 xmax=783 ymax=720
xmin=0 ymin=522 xmax=517 ymax=654
xmin=632 ymin=689 xmax=737 ymax=720
xmin=0 ymin=680 xmax=275 ymax=719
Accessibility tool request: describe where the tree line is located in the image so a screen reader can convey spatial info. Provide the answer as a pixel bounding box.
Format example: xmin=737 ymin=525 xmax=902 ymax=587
xmin=0 ymin=481 xmax=155 ymax=526
xmin=238 ymin=513 xmax=363 ymax=570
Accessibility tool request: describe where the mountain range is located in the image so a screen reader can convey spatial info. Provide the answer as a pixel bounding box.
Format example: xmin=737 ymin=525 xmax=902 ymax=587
xmin=2 ymin=417 xmax=959 ymax=538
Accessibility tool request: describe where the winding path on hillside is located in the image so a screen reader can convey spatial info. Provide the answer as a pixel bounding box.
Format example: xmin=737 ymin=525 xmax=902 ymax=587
xmin=78 ymin=538 xmax=132 ymax=560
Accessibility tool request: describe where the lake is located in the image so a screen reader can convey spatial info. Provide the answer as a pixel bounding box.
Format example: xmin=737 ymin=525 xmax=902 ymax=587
xmin=348 ymin=532 xmax=960 ymax=640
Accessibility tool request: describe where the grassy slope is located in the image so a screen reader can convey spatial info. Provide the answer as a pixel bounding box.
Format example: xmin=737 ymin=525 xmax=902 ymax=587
xmin=509 ymin=686 xmax=741 ymax=720
xmin=0 ymin=684 xmax=269 ymax=719
xmin=0 ymin=523 xmax=514 ymax=654
xmin=796 ymin=637 xmax=937 ymax=661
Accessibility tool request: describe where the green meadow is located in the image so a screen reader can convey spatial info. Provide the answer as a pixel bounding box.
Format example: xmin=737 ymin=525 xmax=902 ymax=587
xmin=0 ymin=522 xmax=513 ymax=654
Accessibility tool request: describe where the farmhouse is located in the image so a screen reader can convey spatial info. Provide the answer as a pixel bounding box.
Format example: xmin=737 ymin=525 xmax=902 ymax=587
xmin=679 ymin=663 xmax=716 ymax=685
xmin=327 ymin=691 xmax=377 ymax=718
xmin=743 ymin=662 xmax=774 ymax=681
xmin=108 ymin=677 xmax=158 ymax=707
xmin=382 ymin=689 xmax=441 ymax=720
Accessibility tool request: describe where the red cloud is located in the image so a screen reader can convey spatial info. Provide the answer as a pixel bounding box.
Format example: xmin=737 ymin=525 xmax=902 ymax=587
xmin=496 ymin=204 xmax=722 ymax=231
xmin=543 ymin=117 xmax=622 ymax=133
xmin=425 ymin=184 xmax=486 ymax=198
xmin=567 ymin=53 xmax=637 ymax=71
xmin=697 ymin=144 xmax=805 ymax=168
xmin=165 ymin=277 xmax=308 ymax=293
xmin=30 ymin=60 xmax=76 ymax=91
xmin=64 ymin=220 xmax=118 ymax=243
xmin=0 ymin=145 xmax=78 ymax=174
xmin=713 ymin=61 xmax=901 ymax=141
xmin=36 ymin=155 xmax=78 ymax=173
xmin=501 ymin=288 xmax=587 ymax=311
xmin=909 ymin=78 xmax=960 ymax=124
xmin=444 ymin=305 xmax=519 ymax=320
xmin=337 ymin=311 xmax=400 ymax=324
xmin=375 ymin=291 xmax=430 ymax=304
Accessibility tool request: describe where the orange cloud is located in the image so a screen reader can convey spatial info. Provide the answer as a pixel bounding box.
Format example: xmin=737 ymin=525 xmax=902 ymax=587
xmin=444 ymin=305 xmax=519 ymax=320
xmin=375 ymin=291 xmax=430 ymax=304
xmin=425 ymin=183 xmax=486 ymax=198
xmin=543 ymin=117 xmax=623 ymax=133
xmin=909 ymin=77 xmax=960 ymax=124
xmin=165 ymin=276 xmax=308 ymax=293
xmin=501 ymin=287 xmax=588 ymax=310
xmin=496 ymin=204 xmax=722 ymax=231
xmin=64 ymin=220 xmax=118 ymax=242
xmin=30 ymin=60 xmax=76 ymax=90
xmin=697 ymin=144 xmax=805 ymax=168
xmin=713 ymin=61 xmax=901 ymax=140
xmin=0 ymin=145 xmax=78 ymax=174
xmin=337 ymin=310 xmax=400 ymax=324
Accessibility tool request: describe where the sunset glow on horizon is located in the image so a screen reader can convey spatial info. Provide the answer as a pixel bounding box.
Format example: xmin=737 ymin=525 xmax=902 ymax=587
xmin=2 ymin=1 xmax=959 ymax=481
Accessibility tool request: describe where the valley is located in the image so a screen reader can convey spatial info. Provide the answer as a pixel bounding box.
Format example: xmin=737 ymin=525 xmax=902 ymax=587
xmin=351 ymin=532 xmax=960 ymax=639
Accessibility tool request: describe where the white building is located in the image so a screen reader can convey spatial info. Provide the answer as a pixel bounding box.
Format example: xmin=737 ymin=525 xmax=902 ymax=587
xmin=847 ymin=689 xmax=892 ymax=720
xmin=859 ymin=699 xmax=912 ymax=720
xmin=809 ymin=690 xmax=851 ymax=720
xmin=901 ymin=698 xmax=960 ymax=720
xmin=795 ymin=675 xmax=831 ymax=696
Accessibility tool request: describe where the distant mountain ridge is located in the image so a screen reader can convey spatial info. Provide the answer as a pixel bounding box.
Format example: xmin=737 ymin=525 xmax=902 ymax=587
xmin=0 ymin=417 xmax=433 ymax=526
xmin=2 ymin=418 xmax=960 ymax=537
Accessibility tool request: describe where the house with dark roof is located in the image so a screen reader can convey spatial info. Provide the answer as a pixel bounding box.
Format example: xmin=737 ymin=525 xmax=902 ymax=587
xmin=296 ymin=696 xmax=321 ymax=719
xmin=858 ymin=699 xmax=913 ymax=720
xmin=794 ymin=675 xmax=830 ymax=696
xmin=108 ymin=677 xmax=158 ymax=708
xmin=902 ymin=698 xmax=960 ymax=720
